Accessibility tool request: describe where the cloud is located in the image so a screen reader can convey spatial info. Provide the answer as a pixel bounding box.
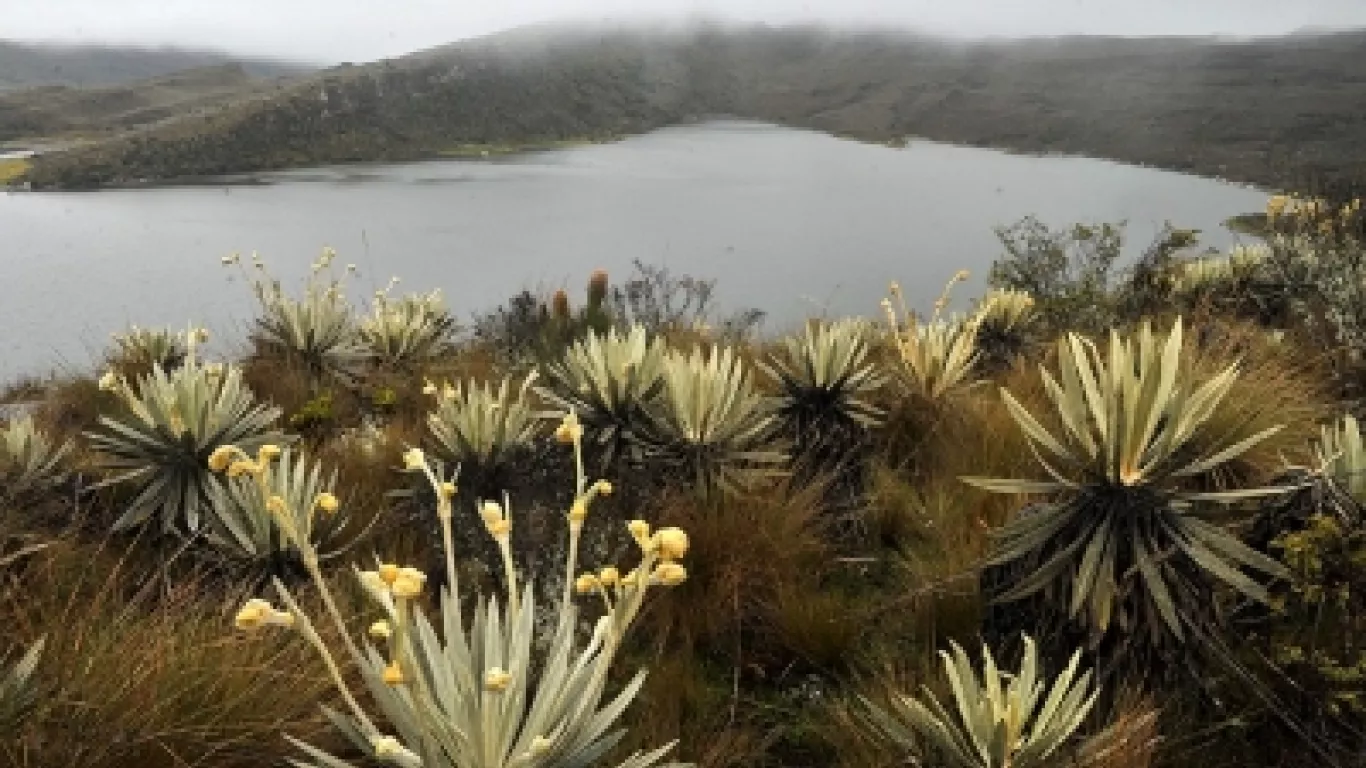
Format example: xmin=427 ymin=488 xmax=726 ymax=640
xmin=6 ymin=0 xmax=1366 ymax=62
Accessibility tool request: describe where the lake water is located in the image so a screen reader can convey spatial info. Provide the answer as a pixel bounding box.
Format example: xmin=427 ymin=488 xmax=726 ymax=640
xmin=1 ymin=120 xmax=1267 ymax=381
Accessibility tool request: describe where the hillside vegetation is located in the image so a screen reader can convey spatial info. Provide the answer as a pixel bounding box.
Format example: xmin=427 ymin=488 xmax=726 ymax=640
xmin=0 ymin=64 xmax=302 ymax=145
xmin=17 ymin=23 xmax=1366 ymax=190
xmin=0 ymin=39 xmax=308 ymax=90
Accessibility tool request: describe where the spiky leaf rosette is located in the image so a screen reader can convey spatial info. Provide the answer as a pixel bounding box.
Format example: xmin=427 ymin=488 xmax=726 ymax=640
xmin=358 ymin=289 xmax=458 ymax=370
xmin=646 ymin=345 xmax=786 ymax=499
xmin=0 ymin=415 xmax=70 ymax=501
xmin=0 ymin=637 xmax=43 ymax=731
xmin=882 ymin=276 xmax=983 ymax=402
xmin=87 ymin=361 xmax=288 ymax=533
xmin=207 ymin=447 xmax=357 ymax=575
xmin=963 ymin=317 xmax=1291 ymax=667
xmin=761 ymin=318 xmax=886 ymax=449
xmin=861 ymin=635 xmax=1102 ymax=768
xmin=233 ymin=422 xmax=691 ymax=768
xmin=537 ymin=325 xmax=667 ymax=470
xmin=426 ymin=373 xmax=542 ymax=493
xmin=972 ymin=289 xmax=1037 ymax=373
xmin=251 ymin=268 xmax=367 ymax=380
xmin=109 ymin=325 xmax=189 ymax=375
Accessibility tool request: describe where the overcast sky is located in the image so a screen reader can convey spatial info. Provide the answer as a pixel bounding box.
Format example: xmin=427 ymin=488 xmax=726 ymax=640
xmin=7 ymin=0 xmax=1366 ymax=63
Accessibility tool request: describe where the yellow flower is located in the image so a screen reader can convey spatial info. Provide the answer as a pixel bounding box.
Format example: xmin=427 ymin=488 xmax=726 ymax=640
xmin=554 ymin=411 xmax=583 ymax=444
xmin=314 ymin=492 xmax=340 ymax=515
xmin=620 ymin=569 xmax=640 ymax=589
xmin=234 ymin=598 xmax=293 ymax=631
xmin=953 ymin=269 xmax=970 ymax=282
xmin=382 ymin=661 xmax=405 ymax=685
xmin=266 ymin=495 xmax=289 ymax=518
xmin=653 ymin=561 xmax=688 ymax=586
xmin=530 ymin=735 xmax=553 ymax=756
xmin=391 ymin=567 xmax=426 ymax=599
xmin=484 ymin=667 xmax=513 ymax=692
xmin=368 ymin=620 xmax=392 ymax=640
xmin=402 ymin=448 xmax=425 ymax=471
xmin=98 ymin=370 xmax=119 ymax=392
xmin=567 ymin=499 xmax=588 ymax=525
xmin=208 ymin=445 xmax=236 ymax=473
xmin=575 ymin=573 xmax=600 ymax=595
xmin=654 ymin=527 xmax=689 ymax=561
xmin=592 ymin=479 xmax=613 ymax=496
xmin=480 ymin=501 xmax=504 ymax=528
xmin=627 ymin=519 xmax=651 ymax=543
xmin=439 ymin=481 xmax=457 ymax=500
xmin=598 ymin=566 xmax=620 ymax=586
xmin=257 ymin=444 xmax=282 ymax=463
xmin=378 ymin=563 xmax=400 ymax=585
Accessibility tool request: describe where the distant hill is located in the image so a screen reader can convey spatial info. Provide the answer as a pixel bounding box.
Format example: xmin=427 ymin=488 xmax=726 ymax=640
xmin=19 ymin=23 xmax=1366 ymax=191
xmin=0 ymin=40 xmax=309 ymax=90
xmin=0 ymin=63 xmax=301 ymax=144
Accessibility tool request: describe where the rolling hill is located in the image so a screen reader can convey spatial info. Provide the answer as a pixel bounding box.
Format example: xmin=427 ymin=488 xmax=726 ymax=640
xmin=0 ymin=40 xmax=308 ymax=90
xmin=16 ymin=23 xmax=1366 ymax=192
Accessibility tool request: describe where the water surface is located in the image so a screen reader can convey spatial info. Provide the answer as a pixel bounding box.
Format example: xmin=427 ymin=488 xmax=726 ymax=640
xmin=1 ymin=121 xmax=1267 ymax=380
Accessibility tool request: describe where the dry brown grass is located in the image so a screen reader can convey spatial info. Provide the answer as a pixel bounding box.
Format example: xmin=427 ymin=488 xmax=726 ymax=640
xmin=0 ymin=534 xmax=349 ymax=768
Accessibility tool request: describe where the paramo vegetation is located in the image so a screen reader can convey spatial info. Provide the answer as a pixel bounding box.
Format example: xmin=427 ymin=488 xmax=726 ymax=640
xmin=5 ymin=196 xmax=1366 ymax=768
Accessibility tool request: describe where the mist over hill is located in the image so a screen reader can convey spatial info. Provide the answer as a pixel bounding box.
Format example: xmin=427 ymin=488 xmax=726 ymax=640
xmin=0 ymin=39 xmax=311 ymax=90
xmin=15 ymin=22 xmax=1366 ymax=191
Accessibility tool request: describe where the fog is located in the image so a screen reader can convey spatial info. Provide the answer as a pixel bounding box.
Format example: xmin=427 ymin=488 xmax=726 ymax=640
xmin=5 ymin=0 xmax=1366 ymax=64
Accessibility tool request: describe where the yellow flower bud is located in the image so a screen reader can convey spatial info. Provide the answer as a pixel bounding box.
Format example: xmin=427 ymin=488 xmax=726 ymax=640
xmin=654 ymin=527 xmax=689 ymax=561
xmin=567 ymin=499 xmax=588 ymax=525
xmin=369 ymin=620 xmax=392 ymax=640
xmin=257 ymin=444 xmax=282 ymax=463
xmin=575 ymin=573 xmax=600 ymax=595
xmin=234 ymin=598 xmax=293 ymax=631
xmin=208 ymin=445 xmax=236 ymax=473
xmin=440 ymin=481 xmax=457 ymax=500
xmin=554 ymin=411 xmax=583 ymax=444
xmin=484 ymin=667 xmax=513 ymax=692
xmin=382 ymin=661 xmax=405 ymax=685
xmin=402 ymin=448 xmax=425 ymax=471
xmin=480 ymin=501 xmax=504 ymax=528
xmin=653 ymin=561 xmax=688 ymax=586
xmin=378 ymin=563 xmax=400 ymax=585
xmin=391 ymin=567 xmax=426 ymax=599
xmin=592 ymin=479 xmax=613 ymax=496
xmin=227 ymin=459 xmax=258 ymax=478
xmin=265 ymin=496 xmax=289 ymax=518
xmin=627 ymin=519 xmax=650 ymax=543
xmin=598 ymin=566 xmax=620 ymax=586
xmin=314 ymin=492 xmax=340 ymax=515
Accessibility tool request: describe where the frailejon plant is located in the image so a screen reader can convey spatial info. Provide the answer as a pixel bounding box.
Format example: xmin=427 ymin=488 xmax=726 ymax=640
xmin=647 ymin=345 xmax=785 ymax=499
xmin=0 ymin=415 xmax=70 ymax=501
xmin=963 ymin=317 xmax=1291 ymax=676
xmin=359 ymin=288 xmax=459 ymax=370
xmin=972 ymin=288 xmax=1037 ymax=373
xmin=232 ymin=249 xmax=368 ymax=380
xmin=538 ymin=325 xmax=668 ymax=470
xmin=425 ymin=373 xmax=542 ymax=493
xmin=882 ymin=273 xmax=983 ymax=402
xmin=87 ymin=329 xmax=289 ymax=533
xmin=0 ymin=637 xmax=43 ymax=731
xmin=206 ymin=444 xmax=363 ymax=574
xmin=231 ymin=410 xmax=691 ymax=767
xmin=860 ymin=635 xmax=1104 ymax=768
xmin=109 ymin=324 xmax=189 ymax=375
xmin=760 ymin=318 xmax=886 ymax=463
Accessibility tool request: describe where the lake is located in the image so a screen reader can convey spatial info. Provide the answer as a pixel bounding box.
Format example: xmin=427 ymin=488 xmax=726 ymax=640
xmin=1 ymin=120 xmax=1268 ymax=381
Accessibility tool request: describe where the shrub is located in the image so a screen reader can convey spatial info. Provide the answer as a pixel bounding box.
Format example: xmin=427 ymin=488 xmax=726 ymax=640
xmin=206 ymin=446 xmax=364 ymax=580
xmin=761 ymin=318 xmax=885 ymax=472
xmin=107 ymin=325 xmax=189 ymax=379
xmin=86 ymin=353 xmax=289 ymax=534
xmin=963 ymin=317 xmax=1291 ymax=683
xmin=538 ymin=325 xmax=668 ymax=471
xmin=859 ymin=635 xmax=1103 ymax=768
xmin=357 ymin=288 xmax=458 ymax=371
xmin=228 ymin=417 xmax=690 ymax=768
xmin=608 ymin=259 xmax=765 ymax=341
xmin=239 ymin=250 xmax=367 ymax=381
xmin=425 ymin=373 xmax=542 ymax=497
xmin=0 ymin=415 xmax=70 ymax=503
xmin=647 ymin=345 xmax=785 ymax=499
xmin=881 ymin=274 xmax=983 ymax=403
